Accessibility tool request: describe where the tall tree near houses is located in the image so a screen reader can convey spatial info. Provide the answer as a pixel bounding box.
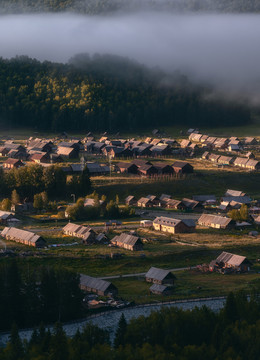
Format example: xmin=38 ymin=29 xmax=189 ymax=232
xmin=11 ymin=189 xmax=20 ymax=205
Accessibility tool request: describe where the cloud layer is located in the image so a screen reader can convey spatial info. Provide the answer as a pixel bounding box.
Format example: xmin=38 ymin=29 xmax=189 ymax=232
xmin=0 ymin=12 xmax=260 ymax=102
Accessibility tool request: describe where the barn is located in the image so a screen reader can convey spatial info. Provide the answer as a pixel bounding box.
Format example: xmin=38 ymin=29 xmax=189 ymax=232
xmin=1 ymin=227 xmax=46 ymax=248
xmin=80 ymin=274 xmax=118 ymax=296
xmin=145 ymin=267 xmax=176 ymax=285
xmin=111 ymin=233 xmax=143 ymax=251
xmin=153 ymin=216 xmax=196 ymax=234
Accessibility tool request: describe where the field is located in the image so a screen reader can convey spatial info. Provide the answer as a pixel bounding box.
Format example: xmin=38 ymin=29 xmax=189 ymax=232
xmin=112 ymin=271 xmax=260 ymax=304
xmin=93 ymin=170 xmax=260 ymax=200
xmin=2 ymin=222 xmax=260 ymax=305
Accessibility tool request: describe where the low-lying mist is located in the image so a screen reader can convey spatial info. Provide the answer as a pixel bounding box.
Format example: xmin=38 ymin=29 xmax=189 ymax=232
xmin=1 ymin=12 xmax=260 ymax=104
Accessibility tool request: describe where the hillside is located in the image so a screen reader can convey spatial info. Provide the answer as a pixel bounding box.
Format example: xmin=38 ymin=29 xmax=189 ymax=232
xmin=0 ymin=55 xmax=251 ymax=132
xmin=1 ymin=0 xmax=260 ymax=14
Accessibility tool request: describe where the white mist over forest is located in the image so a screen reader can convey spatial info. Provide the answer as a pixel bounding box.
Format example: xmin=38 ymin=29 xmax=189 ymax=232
xmin=0 ymin=12 xmax=260 ymax=102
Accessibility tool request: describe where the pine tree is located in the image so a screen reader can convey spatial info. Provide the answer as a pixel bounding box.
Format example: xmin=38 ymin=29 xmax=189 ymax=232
xmin=49 ymin=323 xmax=69 ymax=360
xmin=114 ymin=313 xmax=127 ymax=348
xmin=5 ymin=323 xmax=24 ymax=360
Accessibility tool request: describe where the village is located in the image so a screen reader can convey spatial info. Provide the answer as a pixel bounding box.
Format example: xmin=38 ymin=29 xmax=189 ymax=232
xmin=0 ymin=128 xmax=260 ymax=310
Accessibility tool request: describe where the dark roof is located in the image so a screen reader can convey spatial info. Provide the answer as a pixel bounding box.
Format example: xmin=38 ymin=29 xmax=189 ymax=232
xmin=182 ymin=219 xmax=196 ymax=227
xmin=222 ymin=196 xmax=251 ymax=204
xmin=182 ymin=198 xmax=199 ymax=209
xmin=145 ymin=267 xmax=175 ymax=281
xmin=80 ymin=274 xmax=114 ymax=293
xmin=150 ymin=283 xmax=169 ymax=293
xmin=153 ymin=216 xmax=181 ymax=227
xmin=172 ymin=161 xmax=192 ymax=168
xmin=192 ymin=195 xmax=216 ymax=202
xmin=112 ymin=233 xmax=142 ymax=246
xmin=117 ymin=162 xmax=136 ymax=169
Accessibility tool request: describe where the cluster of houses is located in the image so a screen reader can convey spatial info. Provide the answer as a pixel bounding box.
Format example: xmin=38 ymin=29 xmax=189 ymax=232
xmin=79 ymin=266 xmax=177 ymax=298
xmin=86 ymin=136 xmax=179 ymax=158
xmin=188 ymin=132 xmax=258 ymax=152
xmin=126 ymin=189 xmax=259 ymax=220
xmin=202 ymin=152 xmax=260 ymax=171
xmin=80 ymin=248 xmax=253 ymax=300
xmin=126 ymin=194 xmax=201 ymax=210
xmin=116 ymin=159 xmax=193 ymax=176
xmin=0 ymin=133 xmax=181 ymax=170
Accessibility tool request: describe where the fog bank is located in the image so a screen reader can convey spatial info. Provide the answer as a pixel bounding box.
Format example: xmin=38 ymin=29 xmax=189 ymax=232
xmin=0 ymin=12 xmax=260 ymax=102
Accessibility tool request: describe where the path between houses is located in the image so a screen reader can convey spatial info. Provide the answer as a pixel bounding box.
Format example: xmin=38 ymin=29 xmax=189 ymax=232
xmin=96 ymin=266 xmax=196 ymax=280
xmin=27 ymin=211 xmax=200 ymax=233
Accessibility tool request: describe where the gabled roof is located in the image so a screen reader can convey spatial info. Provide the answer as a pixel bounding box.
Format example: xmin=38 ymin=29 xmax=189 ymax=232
xmin=0 ymin=211 xmax=14 ymax=220
xmin=63 ymin=222 xmax=90 ymax=234
xmin=4 ymin=158 xmax=23 ymax=165
xmin=222 ymin=196 xmax=251 ymax=204
xmin=246 ymin=159 xmax=260 ymax=168
xmin=1 ymin=227 xmax=43 ymax=244
xmin=193 ymin=195 xmax=216 ymax=202
xmin=125 ymin=195 xmax=136 ymax=202
xmin=216 ymin=251 xmax=250 ymax=266
xmin=198 ymin=214 xmax=232 ymax=227
xmin=86 ymin=163 xmax=109 ymax=173
xmin=153 ymin=216 xmax=182 ymax=227
xmin=145 ymin=267 xmax=175 ymax=281
xmin=182 ymin=198 xmax=199 ymax=209
xmin=160 ymin=194 xmax=171 ymax=202
xmin=218 ymin=156 xmax=234 ymax=163
xmin=138 ymin=197 xmax=152 ymax=204
xmin=166 ymin=199 xmax=183 ymax=208
xmin=117 ymin=162 xmax=137 ymax=169
xmin=112 ymin=232 xmax=142 ymax=246
xmin=172 ymin=161 xmax=192 ymax=168
xmin=132 ymin=159 xmax=152 ymax=167
xmin=225 ymin=189 xmax=246 ymax=197
xmin=30 ymin=153 xmax=48 ymax=161
xmin=80 ymin=274 xmax=114 ymax=293
xmin=150 ymin=283 xmax=171 ymax=293
xmin=234 ymin=157 xmax=248 ymax=166
xmin=57 ymin=146 xmax=76 ymax=155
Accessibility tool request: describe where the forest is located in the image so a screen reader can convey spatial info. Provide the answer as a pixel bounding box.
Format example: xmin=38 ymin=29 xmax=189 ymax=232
xmin=1 ymin=0 xmax=260 ymax=14
xmin=1 ymin=290 xmax=260 ymax=359
xmin=0 ymin=261 xmax=84 ymax=332
xmin=0 ymin=55 xmax=251 ymax=132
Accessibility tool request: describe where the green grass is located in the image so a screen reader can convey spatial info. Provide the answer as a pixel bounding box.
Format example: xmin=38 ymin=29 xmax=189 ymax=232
xmin=95 ymin=170 xmax=260 ymax=200
xmin=112 ymin=270 xmax=260 ymax=304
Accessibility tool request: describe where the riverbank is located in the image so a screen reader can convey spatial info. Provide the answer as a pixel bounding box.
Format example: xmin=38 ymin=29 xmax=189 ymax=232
xmin=0 ymin=296 xmax=227 ymax=347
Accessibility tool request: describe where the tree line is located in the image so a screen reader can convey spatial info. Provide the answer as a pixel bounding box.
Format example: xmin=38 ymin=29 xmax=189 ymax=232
xmin=0 ymin=261 xmax=83 ymax=332
xmin=0 ymin=164 xmax=91 ymax=201
xmin=1 ymin=0 xmax=260 ymax=14
xmin=0 ymin=55 xmax=251 ymax=132
xmin=1 ymin=290 xmax=260 ymax=359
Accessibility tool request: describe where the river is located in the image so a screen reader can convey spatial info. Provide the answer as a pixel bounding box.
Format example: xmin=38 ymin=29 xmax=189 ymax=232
xmin=0 ymin=297 xmax=226 ymax=346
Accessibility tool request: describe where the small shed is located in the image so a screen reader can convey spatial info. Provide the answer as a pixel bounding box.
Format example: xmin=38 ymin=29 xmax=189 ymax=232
xmin=150 ymin=284 xmax=173 ymax=295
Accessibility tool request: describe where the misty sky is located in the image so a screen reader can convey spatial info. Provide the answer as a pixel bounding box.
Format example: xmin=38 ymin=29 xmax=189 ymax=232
xmin=1 ymin=12 xmax=260 ymax=102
